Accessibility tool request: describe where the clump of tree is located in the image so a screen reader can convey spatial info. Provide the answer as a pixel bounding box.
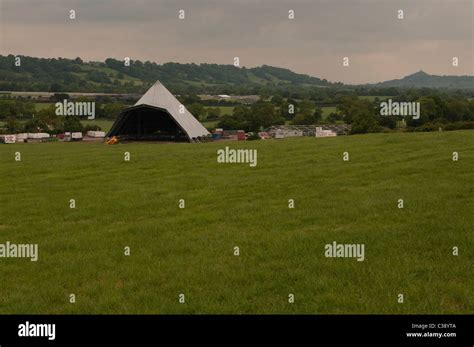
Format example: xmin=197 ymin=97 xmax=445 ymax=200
xmin=187 ymin=103 xmax=207 ymax=120
xmin=217 ymin=101 xmax=284 ymax=131
xmin=205 ymin=107 xmax=221 ymax=121
xmin=98 ymin=102 xmax=125 ymax=119
xmin=291 ymin=99 xmax=323 ymax=125
xmin=4 ymin=117 xmax=22 ymax=133
xmin=327 ymin=112 xmax=344 ymax=123
xmin=1 ymin=103 xmax=84 ymax=134
xmin=84 ymin=124 xmax=102 ymax=132
xmin=337 ymin=97 xmax=380 ymax=134
xmin=0 ymin=99 xmax=35 ymax=120
xmin=62 ymin=116 xmax=84 ymax=132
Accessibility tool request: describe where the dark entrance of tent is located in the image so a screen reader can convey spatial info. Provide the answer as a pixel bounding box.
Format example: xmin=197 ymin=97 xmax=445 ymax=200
xmin=107 ymin=105 xmax=188 ymax=141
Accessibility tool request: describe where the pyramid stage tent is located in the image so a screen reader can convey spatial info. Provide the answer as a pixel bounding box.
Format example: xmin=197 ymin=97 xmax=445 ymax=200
xmin=107 ymin=81 xmax=210 ymax=142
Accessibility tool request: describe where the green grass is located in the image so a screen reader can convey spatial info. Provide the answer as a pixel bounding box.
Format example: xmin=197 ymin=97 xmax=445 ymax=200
xmin=359 ymin=95 xmax=393 ymax=101
xmin=204 ymin=106 xmax=234 ymax=115
xmin=201 ymin=106 xmax=235 ymax=129
xmin=202 ymin=120 xmax=219 ymax=129
xmin=34 ymin=102 xmax=54 ymax=111
xmin=0 ymin=131 xmax=472 ymax=314
xmin=80 ymin=119 xmax=115 ymax=132
xmin=321 ymin=106 xmax=337 ymax=117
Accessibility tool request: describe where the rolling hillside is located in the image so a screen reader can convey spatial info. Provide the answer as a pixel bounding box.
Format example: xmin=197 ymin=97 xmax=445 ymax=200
xmin=0 ymin=55 xmax=338 ymax=94
xmin=2 ymin=55 xmax=473 ymax=95
xmin=369 ymin=70 xmax=474 ymax=90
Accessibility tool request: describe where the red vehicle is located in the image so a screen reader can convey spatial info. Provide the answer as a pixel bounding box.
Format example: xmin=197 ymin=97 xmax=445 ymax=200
xmin=237 ymin=130 xmax=246 ymax=141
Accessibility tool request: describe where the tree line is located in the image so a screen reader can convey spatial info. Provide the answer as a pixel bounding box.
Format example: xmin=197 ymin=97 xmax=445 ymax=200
xmin=1 ymin=91 xmax=473 ymax=135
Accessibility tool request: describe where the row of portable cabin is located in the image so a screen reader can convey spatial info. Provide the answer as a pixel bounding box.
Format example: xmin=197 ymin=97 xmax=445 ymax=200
xmin=0 ymin=131 xmax=106 ymax=144
xmin=209 ymin=127 xmax=337 ymax=141
xmin=211 ymin=129 xmax=246 ymax=141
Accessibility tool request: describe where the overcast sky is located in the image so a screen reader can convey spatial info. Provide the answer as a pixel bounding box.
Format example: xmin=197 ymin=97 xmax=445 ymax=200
xmin=1 ymin=0 xmax=472 ymax=84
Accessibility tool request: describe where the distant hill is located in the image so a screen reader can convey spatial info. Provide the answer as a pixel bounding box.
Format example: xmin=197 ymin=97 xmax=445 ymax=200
xmin=0 ymin=55 xmax=339 ymax=94
xmin=369 ymin=70 xmax=474 ymax=89
xmin=1 ymin=55 xmax=472 ymax=94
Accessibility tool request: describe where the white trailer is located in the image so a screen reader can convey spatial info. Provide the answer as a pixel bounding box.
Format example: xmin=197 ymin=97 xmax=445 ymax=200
xmin=0 ymin=135 xmax=17 ymax=144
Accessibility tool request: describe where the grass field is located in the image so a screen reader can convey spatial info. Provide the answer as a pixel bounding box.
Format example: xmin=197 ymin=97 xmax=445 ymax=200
xmin=80 ymin=119 xmax=114 ymax=132
xmin=201 ymin=106 xmax=340 ymax=127
xmin=201 ymin=106 xmax=235 ymax=129
xmin=0 ymin=131 xmax=472 ymax=314
xmin=204 ymin=106 xmax=234 ymax=115
xmin=202 ymin=120 xmax=219 ymax=129
xmin=321 ymin=106 xmax=337 ymax=117
xmin=358 ymin=95 xmax=393 ymax=101
xmin=34 ymin=102 xmax=54 ymax=111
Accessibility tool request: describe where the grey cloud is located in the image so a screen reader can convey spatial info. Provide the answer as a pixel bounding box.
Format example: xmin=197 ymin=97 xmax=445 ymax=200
xmin=1 ymin=0 xmax=472 ymax=84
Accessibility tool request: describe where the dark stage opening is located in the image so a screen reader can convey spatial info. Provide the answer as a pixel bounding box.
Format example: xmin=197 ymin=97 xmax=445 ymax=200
xmin=108 ymin=106 xmax=188 ymax=142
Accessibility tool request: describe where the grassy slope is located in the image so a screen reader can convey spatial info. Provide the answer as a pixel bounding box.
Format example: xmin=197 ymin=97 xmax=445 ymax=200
xmin=321 ymin=106 xmax=337 ymax=117
xmin=358 ymin=95 xmax=393 ymax=101
xmin=0 ymin=131 xmax=472 ymax=314
xmin=80 ymin=119 xmax=114 ymax=132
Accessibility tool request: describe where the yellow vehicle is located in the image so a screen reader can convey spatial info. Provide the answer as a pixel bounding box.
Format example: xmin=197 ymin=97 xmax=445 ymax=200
xmin=106 ymin=136 xmax=119 ymax=145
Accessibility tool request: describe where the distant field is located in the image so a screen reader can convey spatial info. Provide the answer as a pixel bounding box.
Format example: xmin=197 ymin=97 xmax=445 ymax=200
xmin=203 ymin=106 xmax=339 ymax=126
xmin=321 ymin=106 xmax=337 ymax=117
xmin=202 ymin=106 xmax=235 ymax=129
xmin=0 ymin=131 xmax=472 ymax=314
xmin=81 ymin=119 xmax=114 ymax=132
xmin=359 ymin=95 xmax=393 ymax=101
xmin=204 ymin=106 xmax=234 ymax=115
xmin=202 ymin=120 xmax=219 ymax=129
xmin=34 ymin=102 xmax=54 ymax=111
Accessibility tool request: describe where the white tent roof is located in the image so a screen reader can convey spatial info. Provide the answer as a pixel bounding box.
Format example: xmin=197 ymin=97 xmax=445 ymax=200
xmin=135 ymin=81 xmax=210 ymax=140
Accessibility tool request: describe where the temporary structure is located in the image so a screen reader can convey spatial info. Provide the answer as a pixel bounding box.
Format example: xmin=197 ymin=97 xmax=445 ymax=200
xmin=107 ymin=81 xmax=210 ymax=142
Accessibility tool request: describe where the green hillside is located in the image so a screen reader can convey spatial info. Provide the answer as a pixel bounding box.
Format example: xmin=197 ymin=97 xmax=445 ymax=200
xmin=2 ymin=55 xmax=473 ymax=96
xmin=0 ymin=55 xmax=338 ymax=95
xmin=370 ymin=70 xmax=474 ymax=90
xmin=0 ymin=131 xmax=472 ymax=314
